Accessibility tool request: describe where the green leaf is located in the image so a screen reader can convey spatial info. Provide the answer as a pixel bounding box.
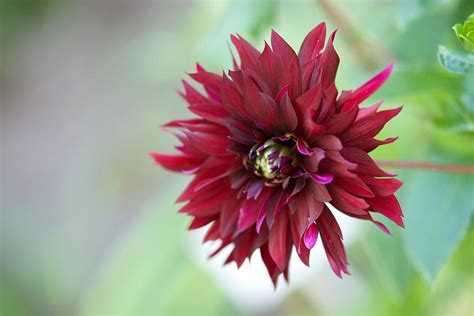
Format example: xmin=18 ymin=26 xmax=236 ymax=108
xmin=437 ymin=45 xmax=474 ymax=74
xmin=453 ymin=13 xmax=474 ymax=53
xmin=391 ymin=5 xmax=456 ymax=65
xmin=361 ymin=229 xmax=418 ymax=298
xmin=380 ymin=66 xmax=474 ymax=132
xmin=401 ymin=170 xmax=474 ymax=285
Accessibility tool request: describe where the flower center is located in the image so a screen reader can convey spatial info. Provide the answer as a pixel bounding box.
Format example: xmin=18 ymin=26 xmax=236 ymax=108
xmin=244 ymin=138 xmax=298 ymax=185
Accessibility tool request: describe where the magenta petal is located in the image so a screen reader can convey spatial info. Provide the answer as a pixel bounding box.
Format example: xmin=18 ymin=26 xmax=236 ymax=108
xmin=374 ymin=221 xmax=392 ymax=235
xmin=303 ymin=224 xmax=318 ymax=249
xmin=310 ymin=172 xmax=334 ymax=184
xmin=296 ymin=138 xmax=312 ymax=155
xmin=256 ymin=208 xmax=267 ymax=234
xmin=350 ymin=64 xmax=393 ymax=105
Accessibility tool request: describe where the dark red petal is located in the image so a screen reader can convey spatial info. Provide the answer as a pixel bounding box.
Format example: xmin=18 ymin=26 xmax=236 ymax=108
xmin=328 ymin=184 xmax=370 ymax=215
xmin=307 ymin=179 xmax=332 ymax=202
xmin=334 ymin=176 xmax=375 ymax=198
xmin=188 ymin=103 xmax=229 ymax=124
xmin=179 ymin=80 xmax=209 ymax=103
xmin=189 ymin=65 xmax=222 ymax=101
xmin=231 ymin=34 xmax=260 ymax=71
xmin=243 ymin=74 xmax=276 ymax=129
xmin=315 ymin=84 xmax=338 ymax=123
xmin=357 ymin=137 xmax=398 ymax=152
xmin=274 ymin=93 xmax=298 ymax=133
xmin=188 ymin=215 xmax=217 ymax=230
xmin=261 ymin=244 xmax=281 ymax=287
xmin=237 ymin=191 xmax=269 ymax=233
xmin=317 ymin=207 xmax=349 ymax=276
xmin=349 ymin=64 xmax=393 ymax=106
xmin=183 ymin=130 xmax=232 ymax=157
xmin=179 ymin=188 xmax=230 ymax=216
xmin=295 ymin=83 xmax=322 ymax=118
xmin=266 ymin=190 xmax=285 ymax=228
xmin=313 ymin=135 xmax=343 ymax=151
xmin=162 ymin=118 xmax=205 ymax=129
xmin=274 ymin=84 xmax=289 ymax=103
xmin=341 ymin=107 xmax=402 ymax=145
xmin=149 ymin=152 xmax=203 ymax=173
xmin=203 ymin=222 xmax=221 ymax=242
xmin=367 ymin=194 xmax=404 ymax=227
xmin=271 ymin=29 xmax=299 ymax=73
xmin=233 ymin=230 xmax=254 ymax=267
xmin=361 ymin=177 xmax=403 ymax=196
xmin=341 ymin=147 xmax=396 ymax=177
xmin=316 ymin=30 xmax=339 ymax=90
xmin=288 ymin=59 xmax=303 ymax=100
xmin=302 ymin=148 xmax=325 ymax=172
xmin=325 ymin=105 xmax=359 ymax=136
xmin=268 ymin=209 xmax=289 ymax=271
xmin=220 ymin=197 xmax=242 ymax=237
xmin=298 ymin=22 xmax=326 ymax=66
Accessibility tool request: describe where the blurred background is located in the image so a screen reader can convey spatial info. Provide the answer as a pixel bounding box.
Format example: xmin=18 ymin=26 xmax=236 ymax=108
xmin=1 ymin=0 xmax=473 ymax=315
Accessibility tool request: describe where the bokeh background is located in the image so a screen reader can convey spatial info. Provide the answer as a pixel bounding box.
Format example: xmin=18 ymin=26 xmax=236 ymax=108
xmin=1 ymin=0 xmax=473 ymax=315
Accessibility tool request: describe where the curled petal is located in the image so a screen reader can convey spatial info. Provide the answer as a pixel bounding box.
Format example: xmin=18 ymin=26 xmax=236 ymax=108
xmin=310 ymin=172 xmax=334 ymax=184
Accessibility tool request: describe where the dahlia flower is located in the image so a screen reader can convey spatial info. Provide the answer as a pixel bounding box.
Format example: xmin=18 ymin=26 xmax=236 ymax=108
xmin=150 ymin=23 xmax=403 ymax=286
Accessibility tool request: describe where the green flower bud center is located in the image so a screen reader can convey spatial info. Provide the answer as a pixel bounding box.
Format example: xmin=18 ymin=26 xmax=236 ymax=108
xmin=245 ymin=139 xmax=298 ymax=184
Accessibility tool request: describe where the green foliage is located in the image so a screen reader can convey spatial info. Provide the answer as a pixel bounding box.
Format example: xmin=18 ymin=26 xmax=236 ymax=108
xmin=402 ymin=169 xmax=474 ymax=284
xmin=453 ymin=13 xmax=474 ymax=52
xmin=438 ymin=45 xmax=474 ymax=74
xmin=362 ymin=229 xmax=417 ymax=298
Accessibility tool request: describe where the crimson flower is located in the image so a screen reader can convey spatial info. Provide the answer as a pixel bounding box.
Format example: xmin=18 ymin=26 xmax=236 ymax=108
xmin=150 ymin=23 xmax=403 ymax=286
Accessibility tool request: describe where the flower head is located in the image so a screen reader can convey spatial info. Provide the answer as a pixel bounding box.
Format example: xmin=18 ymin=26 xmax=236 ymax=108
xmin=150 ymin=23 xmax=403 ymax=286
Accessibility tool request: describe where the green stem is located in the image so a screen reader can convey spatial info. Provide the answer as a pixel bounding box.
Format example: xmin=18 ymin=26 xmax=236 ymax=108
xmin=377 ymin=160 xmax=474 ymax=174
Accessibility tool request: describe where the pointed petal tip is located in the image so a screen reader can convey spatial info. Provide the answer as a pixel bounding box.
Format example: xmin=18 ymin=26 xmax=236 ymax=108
xmin=374 ymin=221 xmax=392 ymax=236
xmin=399 ymin=219 xmax=405 ymax=228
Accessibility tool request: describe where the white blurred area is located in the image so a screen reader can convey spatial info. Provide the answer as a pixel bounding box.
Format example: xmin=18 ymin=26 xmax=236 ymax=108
xmin=187 ymin=205 xmax=369 ymax=314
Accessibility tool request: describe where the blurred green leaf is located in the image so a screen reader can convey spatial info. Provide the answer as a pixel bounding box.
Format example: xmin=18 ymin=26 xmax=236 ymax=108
xmin=381 ymin=66 xmax=474 ymax=132
xmin=391 ymin=5 xmax=455 ymax=65
xmin=462 ymin=71 xmax=474 ymax=115
xmin=437 ymin=46 xmax=474 ymax=74
xmin=362 ymin=229 xmax=418 ymax=298
xmin=401 ymin=170 xmax=474 ymax=285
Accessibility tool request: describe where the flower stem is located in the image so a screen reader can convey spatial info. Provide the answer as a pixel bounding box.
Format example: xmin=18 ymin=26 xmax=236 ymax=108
xmin=376 ymin=160 xmax=474 ymax=174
